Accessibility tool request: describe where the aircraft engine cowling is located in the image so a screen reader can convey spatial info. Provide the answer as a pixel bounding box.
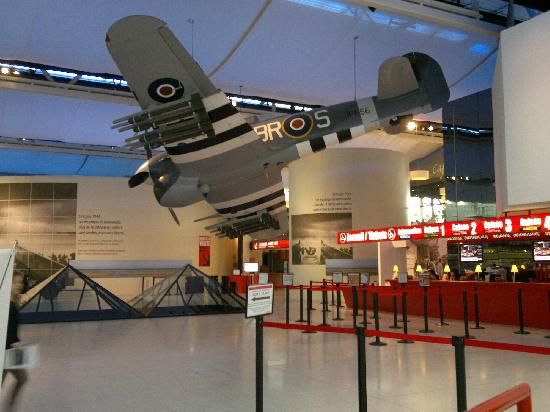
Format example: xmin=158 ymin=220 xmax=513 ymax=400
xmin=128 ymin=153 xmax=204 ymax=208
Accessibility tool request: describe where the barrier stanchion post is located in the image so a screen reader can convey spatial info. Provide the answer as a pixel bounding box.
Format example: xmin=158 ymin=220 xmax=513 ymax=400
xmin=438 ymin=286 xmax=449 ymax=326
xmin=285 ymin=286 xmax=290 ymax=325
xmin=256 ymin=316 xmax=264 ymax=412
xmin=333 ymin=283 xmax=344 ymax=321
xmin=309 ymin=280 xmax=316 ymax=310
xmin=546 ymin=289 xmax=550 ymax=339
xmin=472 ymin=286 xmax=484 ymax=330
xmin=462 ymin=290 xmax=474 ymax=339
xmin=362 ymin=286 xmax=371 ymax=326
xmin=452 ymin=336 xmax=467 ymax=412
xmin=356 ymin=326 xmax=367 ymax=412
xmin=319 ymin=284 xmax=330 ymax=327
xmin=322 ymin=279 xmax=331 ymax=312
xmin=303 ymin=288 xmax=316 ymax=334
xmin=370 ymin=292 xmax=387 ymax=346
xmin=398 ymin=292 xmax=414 ymax=344
xmin=352 ymin=286 xmax=358 ymax=328
xmin=419 ymin=287 xmax=434 ymax=333
xmin=514 ymin=288 xmax=530 ymax=335
xmin=296 ymin=285 xmax=306 ymax=323
xmin=389 ymin=294 xmax=401 ymax=329
xmin=330 ymin=280 xmax=335 ymax=307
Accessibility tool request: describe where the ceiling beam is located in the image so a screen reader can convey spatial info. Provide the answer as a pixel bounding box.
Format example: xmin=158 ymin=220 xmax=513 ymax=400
xmin=349 ymin=0 xmax=502 ymax=37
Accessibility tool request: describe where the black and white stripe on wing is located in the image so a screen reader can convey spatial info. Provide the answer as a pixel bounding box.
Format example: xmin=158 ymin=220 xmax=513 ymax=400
xmin=166 ymin=91 xmax=256 ymax=163
xmin=211 ymin=183 xmax=286 ymax=218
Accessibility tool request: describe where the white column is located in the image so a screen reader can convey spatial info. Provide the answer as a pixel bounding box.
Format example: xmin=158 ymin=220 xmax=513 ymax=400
xmin=289 ymin=148 xmax=409 ymax=285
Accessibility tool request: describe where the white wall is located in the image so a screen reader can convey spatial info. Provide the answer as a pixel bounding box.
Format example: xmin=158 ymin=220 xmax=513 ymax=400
xmin=0 ymin=176 xmax=234 ymax=276
xmin=493 ymin=12 xmax=550 ymax=213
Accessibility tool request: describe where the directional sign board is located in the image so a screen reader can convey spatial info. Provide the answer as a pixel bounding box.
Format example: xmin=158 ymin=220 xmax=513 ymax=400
xmin=246 ymin=284 xmax=274 ymax=318
xmin=258 ymin=272 xmax=269 ymax=284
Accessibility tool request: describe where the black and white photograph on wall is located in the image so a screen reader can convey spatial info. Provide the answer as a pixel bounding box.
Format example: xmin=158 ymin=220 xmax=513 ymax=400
xmin=291 ymin=213 xmax=352 ymax=265
xmin=0 ymin=183 xmax=77 ymax=287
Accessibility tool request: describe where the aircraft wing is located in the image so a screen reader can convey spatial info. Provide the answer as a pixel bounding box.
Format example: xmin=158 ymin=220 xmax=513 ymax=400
xmin=107 ymin=16 xmax=292 ymax=237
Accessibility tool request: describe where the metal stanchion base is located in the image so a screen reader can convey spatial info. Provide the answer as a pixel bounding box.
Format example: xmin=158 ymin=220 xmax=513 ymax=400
xmin=302 ymin=330 xmax=317 ymax=334
xmin=471 ymin=325 xmax=485 ymax=330
xmin=332 ymin=317 xmax=345 ymax=321
xmin=397 ymin=339 xmax=414 ymax=344
xmin=399 ymin=319 xmax=411 ymax=323
xmin=437 ymin=322 xmax=450 ymax=326
xmin=369 ymin=339 xmax=387 ymax=347
xmin=514 ymin=330 xmax=530 ymax=335
xmin=295 ymin=319 xmax=307 ymax=323
xmin=419 ymin=329 xmax=434 ymax=333
xmin=388 ymin=324 xmax=402 ymax=329
xmin=545 ymin=335 xmax=550 ymax=339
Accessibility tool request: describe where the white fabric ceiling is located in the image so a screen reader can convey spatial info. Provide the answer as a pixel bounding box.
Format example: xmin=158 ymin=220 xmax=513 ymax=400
xmin=0 ymin=0 xmax=502 ymax=147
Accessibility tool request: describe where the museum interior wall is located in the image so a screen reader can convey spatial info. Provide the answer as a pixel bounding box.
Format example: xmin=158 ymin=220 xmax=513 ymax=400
xmin=0 ymin=176 xmax=235 ymax=294
xmin=493 ymin=11 xmax=550 ymax=214
xmin=289 ymin=148 xmax=409 ymax=284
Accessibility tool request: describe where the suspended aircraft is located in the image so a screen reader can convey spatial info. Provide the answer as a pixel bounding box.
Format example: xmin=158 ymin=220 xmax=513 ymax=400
xmin=106 ymin=15 xmax=449 ymax=238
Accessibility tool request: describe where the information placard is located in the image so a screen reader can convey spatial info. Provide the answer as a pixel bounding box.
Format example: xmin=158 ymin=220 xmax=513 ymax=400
xmin=360 ymin=273 xmax=369 ymax=284
xmin=332 ymin=272 xmax=343 ymax=283
xmin=233 ymin=269 xmax=241 ymax=275
xmin=282 ymin=273 xmax=294 ymax=286
xmin=398 ymin=272 xmax=408 ymax=284
xmin=246 ymin=284 xmax=274 ymax=318
xmin=258 ymin=272 xmax=269 ymax=284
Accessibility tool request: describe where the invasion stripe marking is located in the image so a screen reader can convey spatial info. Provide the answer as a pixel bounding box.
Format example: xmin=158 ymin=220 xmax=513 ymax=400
xmin=337 ymin=129 xmax=352 ymax=143
xmin=296 ymin=141 xmax=312 ymax=158
xmin=212 ymin=182 xmax=284 ymax=209
xmin=166 ymin=123 xmax=253 ymax=156
xmin=309 ymin=137 xmax=326 ymax=152
xmin=219 ymin=196 xmax=286 ymax=218
xmin=323 ymin=133 xmax=339 ymax=147
xmin=216 ymin=189 xmax=285 ymax=215
xmin=234 ymin=201 xmax=288 ymax=220
xmin=208 ymin=103 xmax=239 ymax=123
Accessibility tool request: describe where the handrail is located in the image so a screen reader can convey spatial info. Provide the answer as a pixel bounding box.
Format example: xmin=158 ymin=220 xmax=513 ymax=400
xmin=467 ymin=383 xmax=532 ymax=412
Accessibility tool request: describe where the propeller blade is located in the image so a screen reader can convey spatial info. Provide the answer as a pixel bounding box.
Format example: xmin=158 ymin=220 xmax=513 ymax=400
xmin=128 ymin=171 xmax=150 ymax=188
xmin=168 ymin=208 xmax=180 ymax=226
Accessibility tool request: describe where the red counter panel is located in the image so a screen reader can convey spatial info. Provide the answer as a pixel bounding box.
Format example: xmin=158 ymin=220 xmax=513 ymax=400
xmin=342 ymin=281 xmax=550 ymax=329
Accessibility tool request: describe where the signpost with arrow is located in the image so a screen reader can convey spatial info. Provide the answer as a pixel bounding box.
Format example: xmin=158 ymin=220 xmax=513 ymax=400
xmin=246 ymin=283 xmax=274 ymax=412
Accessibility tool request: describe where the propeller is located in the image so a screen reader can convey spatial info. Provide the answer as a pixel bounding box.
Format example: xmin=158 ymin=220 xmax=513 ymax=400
xmin=168 ymin=207 xmax=180 ymax=226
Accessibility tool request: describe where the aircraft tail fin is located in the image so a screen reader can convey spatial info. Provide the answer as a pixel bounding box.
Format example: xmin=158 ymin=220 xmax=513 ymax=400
xmin=106 ymin=15 xmax=217 ymax=110
xmin=377 ymin=57 xmax=419 ymax=100
xmin=377 ymin=52 xmax=449 ymax=112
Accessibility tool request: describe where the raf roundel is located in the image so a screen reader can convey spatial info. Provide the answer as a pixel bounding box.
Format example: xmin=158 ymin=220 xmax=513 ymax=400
xmin=147 ymin=78 xmax=184 ymax=103
xmin=282 ymin=113 xmax=314 ymax=139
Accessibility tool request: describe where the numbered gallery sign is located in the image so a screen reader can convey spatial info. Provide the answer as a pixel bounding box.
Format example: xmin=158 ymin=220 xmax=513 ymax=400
xmin=332 ymin=272 xmax=343 ymax=283
xmin=246 ymin=284 xmax=274 ymax=318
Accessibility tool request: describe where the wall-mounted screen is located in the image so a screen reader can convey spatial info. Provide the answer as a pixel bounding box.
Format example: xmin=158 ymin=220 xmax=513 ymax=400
xmin=533 ymin=241 xmax=550 ymax=261
xmin=460 ymin=244 xmax=483 ymax=262
xmin=243 ymin=262 xmax=259 ymax=272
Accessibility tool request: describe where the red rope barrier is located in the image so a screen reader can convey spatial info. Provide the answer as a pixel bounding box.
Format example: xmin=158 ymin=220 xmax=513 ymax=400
xmin=262 ymin=321 xmax=550 ymax=355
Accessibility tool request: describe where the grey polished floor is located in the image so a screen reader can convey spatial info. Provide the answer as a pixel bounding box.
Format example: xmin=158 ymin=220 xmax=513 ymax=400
xmin=2 ymin=291 xmax=550 ymax=411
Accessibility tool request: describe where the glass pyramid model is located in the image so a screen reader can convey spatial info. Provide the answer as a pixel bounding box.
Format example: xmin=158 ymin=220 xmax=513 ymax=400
xmin=17 ymin=265 xmax=141 ymax=323
xmin=128 ymin=264 xmax=245 ymax=317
